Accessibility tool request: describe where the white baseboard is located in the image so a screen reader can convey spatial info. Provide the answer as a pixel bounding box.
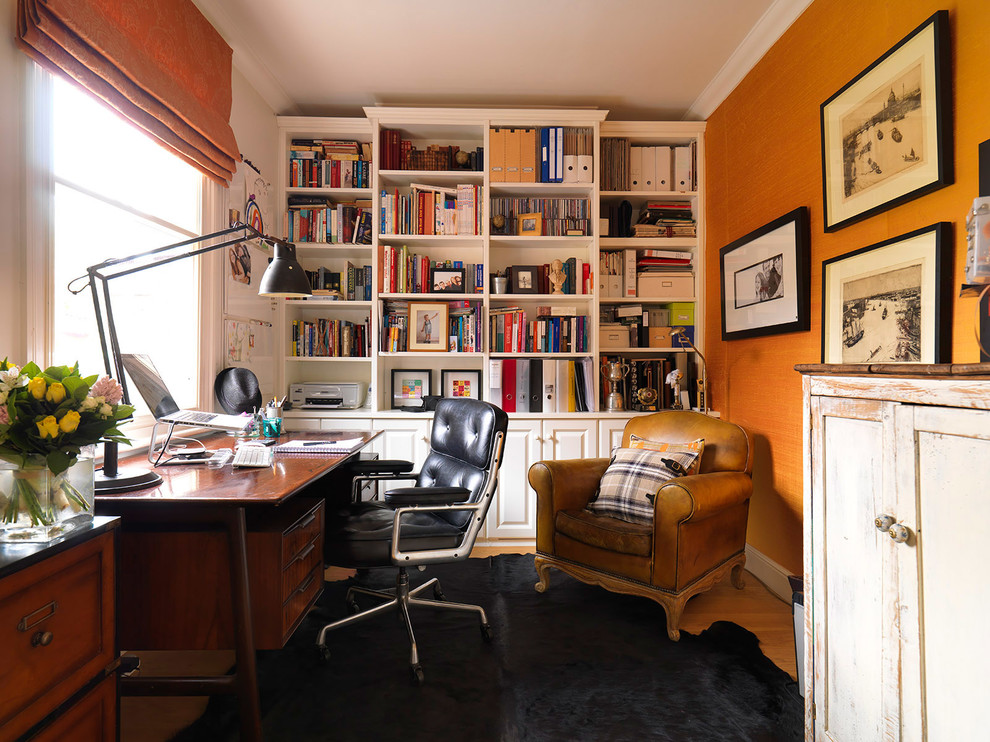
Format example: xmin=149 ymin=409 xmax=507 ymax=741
xmin=744 ymin=544 xmax=794 ymax=602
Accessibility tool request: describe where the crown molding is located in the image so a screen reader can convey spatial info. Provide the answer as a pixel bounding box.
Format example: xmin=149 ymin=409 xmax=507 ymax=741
xmin=687 ymin=0 xmax=814 ymax=120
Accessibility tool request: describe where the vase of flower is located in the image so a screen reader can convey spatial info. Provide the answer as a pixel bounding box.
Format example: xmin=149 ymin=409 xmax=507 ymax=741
xmin=0 ymin=359 xmax=131 ymax=542
xmin=0 ymin=445 xmax=96 ymax=542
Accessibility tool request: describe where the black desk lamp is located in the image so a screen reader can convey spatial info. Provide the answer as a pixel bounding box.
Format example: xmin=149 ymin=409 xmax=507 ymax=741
xmin=69 ymin=222 xmax=310 ymax=492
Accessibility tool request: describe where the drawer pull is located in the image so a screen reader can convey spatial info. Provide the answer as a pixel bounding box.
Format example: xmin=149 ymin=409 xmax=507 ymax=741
xmin=291 ymin=542 xmax=316 ymax=565
xmin=31 ymin=630 xmax=54 ymax=647
xmin=18 ymin=600 xmax=58 ymax=632
xmin=288 ymin=513 xmax=317 ymax=534
xmin=293 ymin=573 xmax=316 ymax=597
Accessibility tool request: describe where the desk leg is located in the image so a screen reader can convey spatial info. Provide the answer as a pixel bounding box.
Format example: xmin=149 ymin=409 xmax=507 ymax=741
xmin=225 ymin=506 xmax=263 ymax=742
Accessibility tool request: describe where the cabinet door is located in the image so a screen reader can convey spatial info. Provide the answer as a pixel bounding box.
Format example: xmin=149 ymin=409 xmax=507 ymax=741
xmin=895 ymin=404 xmax=990 ymax=741
xmin=542 ymin=419 xmax=597 ymax=461
xmin=323 ymin=417 xmax=384 ymax=457
xmin=810 ymin=395 xmax=898 ymax=741
xmin=486 ymin=419 xmax=542 ymax=539
xmin=372 ymin=418 xmax=430 ymax=469
xmin=598 ymin=418 xmax=627 ymax=456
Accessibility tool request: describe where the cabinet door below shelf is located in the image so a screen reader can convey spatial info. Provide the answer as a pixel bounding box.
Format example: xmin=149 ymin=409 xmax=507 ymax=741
xmin=487 ymin=419 xmax=542 ymax=540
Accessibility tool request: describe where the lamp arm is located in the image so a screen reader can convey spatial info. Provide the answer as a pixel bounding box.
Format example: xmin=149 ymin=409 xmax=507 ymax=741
xmin=673 ymin=333 xmax=709 ymax=416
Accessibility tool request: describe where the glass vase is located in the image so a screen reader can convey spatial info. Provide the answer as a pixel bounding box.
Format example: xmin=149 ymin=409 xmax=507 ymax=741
xmin=0 ymin=446 xmax=96 ymax=542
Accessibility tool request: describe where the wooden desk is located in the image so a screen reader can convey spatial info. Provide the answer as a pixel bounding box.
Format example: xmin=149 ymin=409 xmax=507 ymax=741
xmin=95 ymin=431 xmax=379 ymax=742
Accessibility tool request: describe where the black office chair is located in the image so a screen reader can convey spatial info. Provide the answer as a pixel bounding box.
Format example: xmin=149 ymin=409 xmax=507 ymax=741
xmin=317 ymin=398 xmax=508 ymax=683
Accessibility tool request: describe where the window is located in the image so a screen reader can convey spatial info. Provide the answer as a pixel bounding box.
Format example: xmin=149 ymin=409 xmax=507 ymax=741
xmin=50 ymin=77 xmax=206 ymax=426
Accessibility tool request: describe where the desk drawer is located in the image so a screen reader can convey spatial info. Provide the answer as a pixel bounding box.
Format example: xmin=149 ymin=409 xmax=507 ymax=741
xmin=281 ymin=503 xmax=323 ymax=567
xmin=282 ymin=539 xmax=322 ymax=600
xmin=0 ymin=532 xmax=115 ymax=739
xmin=282 ymin=564 xmax=322 ymax=640
xmin=29 ymin=672 xmax=116 ymax=742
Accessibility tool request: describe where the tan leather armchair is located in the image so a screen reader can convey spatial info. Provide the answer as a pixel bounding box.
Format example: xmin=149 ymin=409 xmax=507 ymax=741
xmin=528 ymin=410 xmax=753 ymax=640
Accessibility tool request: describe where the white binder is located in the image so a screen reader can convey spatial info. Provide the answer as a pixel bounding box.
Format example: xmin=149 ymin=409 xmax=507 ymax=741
xmin=516 ymin=360 xmax=530 ymax=412
xmin=488 ymin=359 xmax=503 ymax=407
xmin=641 ymin=147 xmax=656 ymax=191
xmin=674 ymin=146 xmax=692 ymax=192
xmin=562 ymin=154 xmax=579 ymax=183
xmin=654 ymin=146 xmax=672 ymax=191
xmin=630 ymin=146 xmax=644 ymax=190
xmin=542 ymin=359 xmax=556 ymax=411
xmin=576 ymin=154 xmax=593 ymax=183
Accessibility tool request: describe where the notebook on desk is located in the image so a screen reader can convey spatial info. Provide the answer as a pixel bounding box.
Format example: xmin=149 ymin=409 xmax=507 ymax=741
xmin=273 ymin=438 xmax=365 ymax=455
xmin=121 ymin=353 xmax=252 ymax=432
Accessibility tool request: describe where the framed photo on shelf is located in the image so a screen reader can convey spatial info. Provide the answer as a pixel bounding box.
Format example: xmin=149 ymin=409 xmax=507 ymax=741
xmin=431 ymin=267 xmax=465 ymax=294
xmin=408 ymin=302 xmax=449 ymax=351
xmin=821 ymin=222 xmax=950 ymax=364
xmin=820 ymin=10 xmax=952 ymax=232
xmin=517 ymin=212 xmax=542 ymax=237
xmin=391 ymin=368 xmax=432 ymax=409
xmin=510 ymin=265 xmax=540 ymax=294
xmin=719 ymin=207 xmax=810 ymax=341
xmin=441 ymin=369 xmax=482 ymax=401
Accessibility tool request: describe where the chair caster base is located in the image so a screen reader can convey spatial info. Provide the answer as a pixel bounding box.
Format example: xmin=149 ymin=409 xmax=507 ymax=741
xmin=480 ymin=623 xmax=494 ymax=642
xmin=411 ymin=664 xmax=425 ymax=684
xmin=318 ymin=644 xmax=331 ymax=662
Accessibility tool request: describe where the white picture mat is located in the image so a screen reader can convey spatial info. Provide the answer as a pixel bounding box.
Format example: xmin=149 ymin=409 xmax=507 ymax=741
xmin=722 ymin=221 xmax=800 ymax=335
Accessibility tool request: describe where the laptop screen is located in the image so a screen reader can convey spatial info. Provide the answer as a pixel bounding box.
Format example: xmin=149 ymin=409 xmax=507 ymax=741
xmin=121 ymin=354 xmax=182 ymax=419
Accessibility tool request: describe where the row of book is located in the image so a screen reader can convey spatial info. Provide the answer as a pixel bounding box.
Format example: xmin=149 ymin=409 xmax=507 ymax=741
xmin=501 ymin=259 xmax=592 ymax=295
xmin=285 ymin=201 xmax=373 ymax=244
xmin=380 ymin=184 xmax=481 ymax=236
xmin=489 ymin=196 xmax=591 ymax=236
xmin=599 ymin=139 xmax=698 ymax=192
xmin=380 ymin=300 xmax=482 ymax=353
xmin=288 ymin=158 xmax=371 ymax=189
xmin=379 ymin=129 xmax=484 ymax=171
xmin=599 ymin=354 xmax=695 ymax=412
xmin=489 ymin=358 xmax=595 ymax=413
xmin=303 ymin=263 xmax=372 ymax=301
xmin=382 ymin=245 xmax=485 ymax=294
xmin=489 ymin=127 xmax=593 ymax=184
xmin=488 ymin=307 xmax=589 ymax=353
xmin=290 ymin=318 xmax=370 ymax=358
xmin=599 ymin=248 xmax=692 ymax=297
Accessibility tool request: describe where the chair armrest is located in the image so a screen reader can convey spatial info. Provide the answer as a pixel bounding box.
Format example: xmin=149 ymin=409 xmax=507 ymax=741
xmin=529 ymin=458 xmax=610 ymax=512
xmin=656 ymin=471 xmax=753 ymax=524
xmin=350 ymin=459 xmax=415 ymax=475
xmin=383 ymin=486 xmax=471 ymax=506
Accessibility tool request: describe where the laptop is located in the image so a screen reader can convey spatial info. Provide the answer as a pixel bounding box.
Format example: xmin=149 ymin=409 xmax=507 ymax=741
xmin=121 ymin=353 xmax=252 ymax=432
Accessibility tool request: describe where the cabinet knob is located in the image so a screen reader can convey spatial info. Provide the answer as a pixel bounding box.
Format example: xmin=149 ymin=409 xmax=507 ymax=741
xmin=421 ymin=436 xmax=429 ymax=443
xmin=535 ymin=436 xmax=544 ymax=443
xmin=888 ymin=524 xmax=911 ymax=544
xmin=874 ymin=513 xmax=895 ymax=531
xmin=31 ymin=630 xmax=54 ymax=647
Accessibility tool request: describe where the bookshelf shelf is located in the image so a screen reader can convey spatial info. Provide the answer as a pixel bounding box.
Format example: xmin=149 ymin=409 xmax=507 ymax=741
xmin=285 ymin=299 xmax=372 ymax=308
xmin=377 ymin=234 xmax=483 ymax=246
xmin=285 ymin=356 xmax=371 ymax=363
xmin=489 ymin=182 xmax=594 ymax=198
xmin=599 ymin=296 xmax=695 ymax=304
xmin=378 ymin=170 xmax=484 ymax=186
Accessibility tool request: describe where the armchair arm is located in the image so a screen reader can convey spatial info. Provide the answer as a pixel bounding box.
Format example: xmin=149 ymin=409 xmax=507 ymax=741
xmin=530 ymin=458 xmax=610 ymax=554
xmin=383 ymin=486 xmax=471 ymax=506
xmin=656 ymin=471 xmax=753 ymax=524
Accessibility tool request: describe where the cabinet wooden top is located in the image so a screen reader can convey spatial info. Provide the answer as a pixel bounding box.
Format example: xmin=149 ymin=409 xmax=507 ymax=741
xmin=795 ymin=363 xmax=990 ymax=379
xmin=97 ymin=430 xmax=379 ymax=507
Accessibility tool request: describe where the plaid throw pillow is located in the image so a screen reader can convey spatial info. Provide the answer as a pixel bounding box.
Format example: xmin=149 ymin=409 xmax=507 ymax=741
xmin=587 ymin=446 xmax=701 ymax=525
xmin=628 ymin=434 xmax=705 ymax=475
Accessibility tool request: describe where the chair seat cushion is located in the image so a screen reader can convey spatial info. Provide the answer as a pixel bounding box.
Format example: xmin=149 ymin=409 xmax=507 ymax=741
xmin=556 ymin=508 xmax=653 ymax=557
xmin=587 ymin=446 xmax=701 ymax=525
xmin=325 ymin=501 xmax=464 ymax=568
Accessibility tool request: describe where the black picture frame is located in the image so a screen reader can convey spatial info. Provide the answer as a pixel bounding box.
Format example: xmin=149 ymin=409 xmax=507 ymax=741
xmin=431 ymin=268 xmax=465 ymax=294
xmin=821 ymin=222 xmax=951 ymax=363
xmin=719 ymin=207 xmax=810 ymax=341
xmin=820 ymin=10 xmax=952 ymax=232
xmin=510 ymin=265 xmax=540 ymax=294
xmin=391 ymin=368 xmax=433 ymax=409
xmin=441 ymin=368 xmax=482 ymax=400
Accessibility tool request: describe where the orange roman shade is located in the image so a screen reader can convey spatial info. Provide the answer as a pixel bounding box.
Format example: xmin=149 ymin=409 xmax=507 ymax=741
xmin=17 ymin=0 xmax=240 ymax=184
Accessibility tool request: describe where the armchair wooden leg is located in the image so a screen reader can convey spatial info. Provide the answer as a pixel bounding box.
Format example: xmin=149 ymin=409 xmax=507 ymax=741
xmin=730 ymin=561 xmax=746 ymax=589
xmin=663 ymin=595 xmax=686 ymax=642
xmin=533 ymin=555 xmax=552 ymax=593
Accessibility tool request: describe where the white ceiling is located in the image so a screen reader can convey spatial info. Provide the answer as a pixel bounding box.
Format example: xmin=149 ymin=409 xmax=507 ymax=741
xmin=194 ymin=0 xmax=812 ymax=121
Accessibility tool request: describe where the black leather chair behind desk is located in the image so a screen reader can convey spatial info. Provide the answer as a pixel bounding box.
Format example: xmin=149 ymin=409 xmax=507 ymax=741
xmin=317 ymin=398 xmax=508 ymax=682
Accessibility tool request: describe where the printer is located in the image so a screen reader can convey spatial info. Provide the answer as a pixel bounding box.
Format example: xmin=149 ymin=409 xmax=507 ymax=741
xmin=289 ymin=382 xmax=366 ymax=410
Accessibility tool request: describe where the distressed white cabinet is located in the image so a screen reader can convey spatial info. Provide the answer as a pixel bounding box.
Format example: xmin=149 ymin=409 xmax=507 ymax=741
xmin=800 ymin=366 xmax=990 ymax=741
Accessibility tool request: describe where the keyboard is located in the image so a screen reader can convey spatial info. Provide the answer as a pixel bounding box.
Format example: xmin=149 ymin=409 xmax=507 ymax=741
xmin=232 ymin=445 xmax=273 ymax=468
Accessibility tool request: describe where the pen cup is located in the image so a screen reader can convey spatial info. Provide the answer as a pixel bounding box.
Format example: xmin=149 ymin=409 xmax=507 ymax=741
xmin=261 ymin=417 xmax=282 ymax=437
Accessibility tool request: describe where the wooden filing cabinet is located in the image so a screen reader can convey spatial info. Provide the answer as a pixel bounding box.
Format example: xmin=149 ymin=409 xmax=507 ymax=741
xmin=0 ymin=518 xmax=119 ymax=742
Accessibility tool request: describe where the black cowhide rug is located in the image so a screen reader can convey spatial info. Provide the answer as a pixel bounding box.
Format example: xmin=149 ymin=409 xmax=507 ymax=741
xmin=172 ymin=554 xmax=802 ymax=741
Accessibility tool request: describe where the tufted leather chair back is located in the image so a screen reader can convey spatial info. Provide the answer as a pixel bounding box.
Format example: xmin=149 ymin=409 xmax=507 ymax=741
xmin=416 ymin=398 xmax=509 ymax=528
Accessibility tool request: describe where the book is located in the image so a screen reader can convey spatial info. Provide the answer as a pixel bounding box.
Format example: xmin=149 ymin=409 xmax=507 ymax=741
xmin=274 ymin=438 xmax=366 ymax=455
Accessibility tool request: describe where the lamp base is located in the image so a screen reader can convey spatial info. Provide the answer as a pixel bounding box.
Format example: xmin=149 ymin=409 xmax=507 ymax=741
xmin=95 ymin=466 xmax=162 ymax=493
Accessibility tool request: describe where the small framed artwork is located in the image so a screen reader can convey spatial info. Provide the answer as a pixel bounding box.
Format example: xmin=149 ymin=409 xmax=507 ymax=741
xmin=821 ymin=222 xmax=951 ymax=364
xmin=821 ymin=11 xmax=952 ymax=232
xmin=517 ymin=212 xmax=542 ymax=236
xmin=391 ymin=368 xmax=432 ymax=409
xmin=510 ymin=265 xmax=540 ymax=294
xmin=719 ymin=207 xmax=810 ymax=341
xmin=441 ymin=369 xmax=482 ymax=400
xmin=408 ymin=302 xmax=449 ymax=352
xmin=431 ymin=267 xmax=465 ymax=294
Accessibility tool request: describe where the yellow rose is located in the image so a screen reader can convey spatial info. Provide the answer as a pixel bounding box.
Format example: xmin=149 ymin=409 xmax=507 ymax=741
xmin=28 ymin=376 xmax=47 ymax=400
xmin=46 ymin=381 xmax=66 ymax=404
xmin=36 ymin=415 xmax=59 ymax=438
xmin=58 ymin=410 xmax=81 ymax=433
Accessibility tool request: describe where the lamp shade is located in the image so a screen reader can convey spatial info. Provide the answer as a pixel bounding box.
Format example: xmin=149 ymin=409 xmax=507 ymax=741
xmin=258 ymin=241 xmax=312 ymax=297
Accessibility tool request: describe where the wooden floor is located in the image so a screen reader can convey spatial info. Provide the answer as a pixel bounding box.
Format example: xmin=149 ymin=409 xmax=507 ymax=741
xmin=121 ymin=547 xmax=797 ymax=741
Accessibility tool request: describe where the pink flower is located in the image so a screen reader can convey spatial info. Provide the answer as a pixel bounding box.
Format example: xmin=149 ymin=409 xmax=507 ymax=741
xmin=90 ymin=376 xmax=124 ymax=405
xmin=0 ymin=406 xmax=8 ymax=425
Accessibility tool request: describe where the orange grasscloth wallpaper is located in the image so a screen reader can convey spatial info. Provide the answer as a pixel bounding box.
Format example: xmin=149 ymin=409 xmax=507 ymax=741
xmin=705 ymin=0 xmax=989 ymax=574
